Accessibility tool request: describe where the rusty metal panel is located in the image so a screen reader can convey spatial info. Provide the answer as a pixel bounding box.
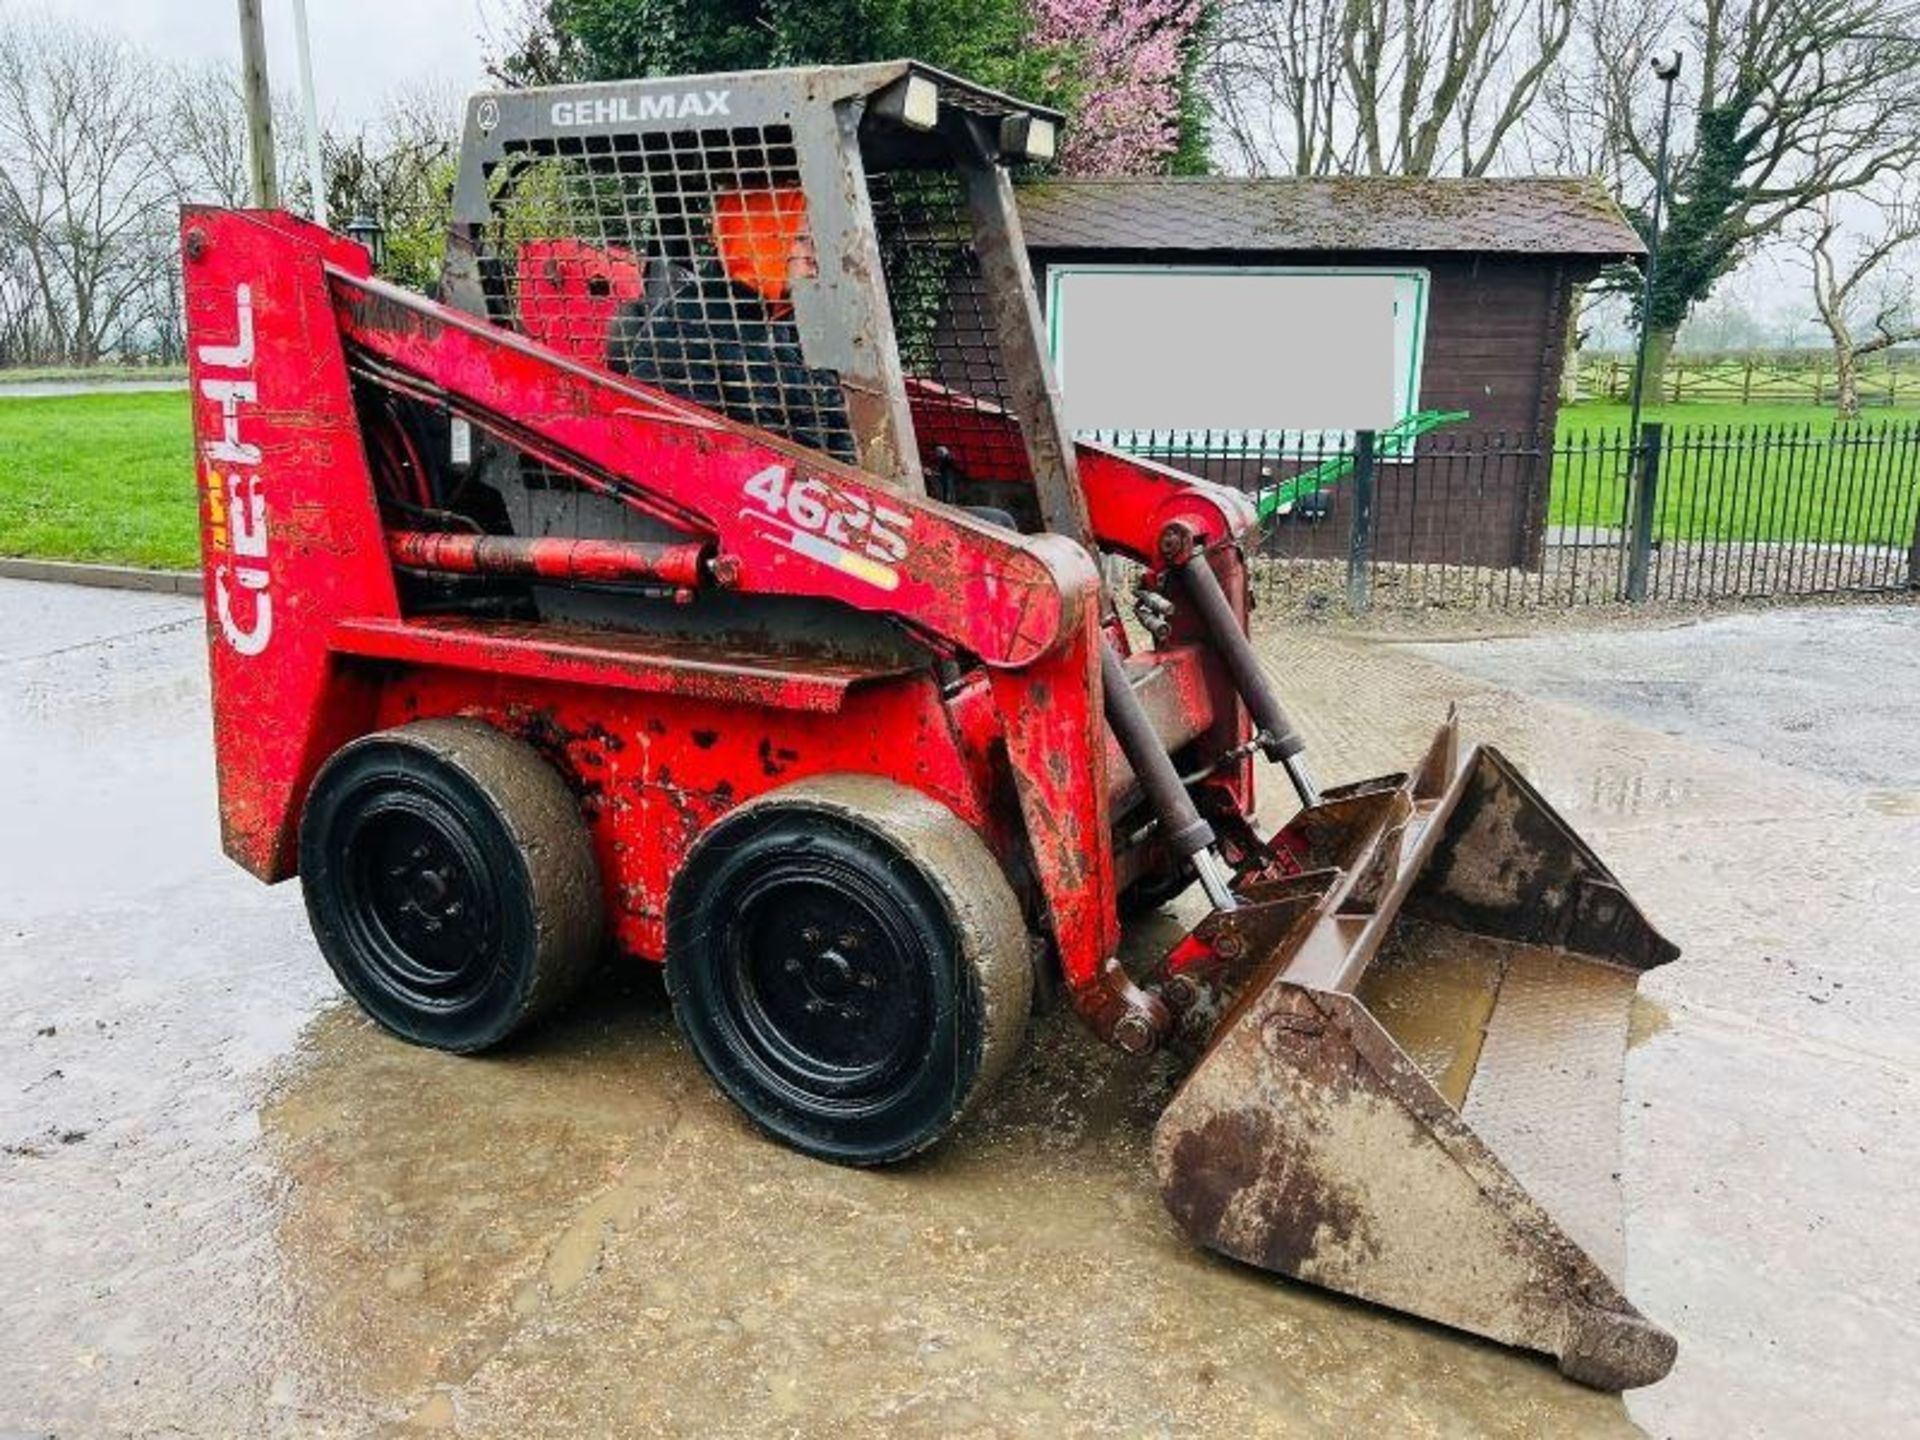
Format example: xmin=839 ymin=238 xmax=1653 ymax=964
xmin=330 ymin=616 xmax=911 ymax=712
xmin=989 ymin=611 xmax=1145 ymax=1044
xmin=1461 ymin=946 xmax=1638 ymax=1283
xmin=1153 ymin=971 xmax=1676 ymax=1390
xmin=1150 ymin=725 xmax=1680 ymax=1390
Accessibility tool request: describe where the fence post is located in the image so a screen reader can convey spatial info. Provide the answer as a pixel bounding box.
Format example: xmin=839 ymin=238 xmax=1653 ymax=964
xmin=1909 ymin=446 xmax=1920 ymax=589
xmin=1346 ymin=430 xmax=1377 ymax=612
xmin=1626 ymin=421 xmax=1664 ymax=602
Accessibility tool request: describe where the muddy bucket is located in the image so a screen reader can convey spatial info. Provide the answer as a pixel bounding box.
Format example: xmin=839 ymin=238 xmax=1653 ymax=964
xmin=1151 ymin=724 xmax=1679 ymax=1390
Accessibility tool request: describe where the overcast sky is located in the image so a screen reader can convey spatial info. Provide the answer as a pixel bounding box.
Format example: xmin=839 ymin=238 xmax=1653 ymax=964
xmin=49 ymin=0 xmax=497 ymax=126
xmin=26 ymin=0 xmax=1840 ymax=335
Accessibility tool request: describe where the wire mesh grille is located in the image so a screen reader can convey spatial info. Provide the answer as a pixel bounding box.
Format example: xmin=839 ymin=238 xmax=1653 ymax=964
xmin=868 ymin=169 xmax=1033 ymax=499
xmin=477 ymin=125 xmax=856 ymax=461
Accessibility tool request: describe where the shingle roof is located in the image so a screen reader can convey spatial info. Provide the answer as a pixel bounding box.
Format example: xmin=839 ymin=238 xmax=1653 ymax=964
xmin=1015 ymin=176 xmax=1644 ymax=259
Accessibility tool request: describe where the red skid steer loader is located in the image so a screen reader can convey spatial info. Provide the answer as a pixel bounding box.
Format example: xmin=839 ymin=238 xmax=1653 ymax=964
xmin=183 ymin=61 xmax=1678 ymax=1389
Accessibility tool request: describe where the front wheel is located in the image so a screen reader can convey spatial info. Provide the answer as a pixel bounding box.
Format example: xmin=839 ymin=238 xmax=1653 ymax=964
xmin=666 ymin=776 xmax=1032 ymax=1165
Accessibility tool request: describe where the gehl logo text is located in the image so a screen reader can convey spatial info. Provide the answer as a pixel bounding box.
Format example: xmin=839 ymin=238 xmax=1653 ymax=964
xmin=198 ymin=285 xmax=273 ymax=657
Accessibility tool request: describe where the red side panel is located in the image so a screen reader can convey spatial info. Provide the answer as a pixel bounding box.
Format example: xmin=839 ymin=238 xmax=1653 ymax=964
xmin=991 ymin=611 xmax=1124 ymax=1021
xmin=1075 ymin=442 xmax=1259 ymax=557
xmin=182 ymin=207 xmax=399 ymax=880
xmin=905 ymin=377 xmax=1031 ymax=484
xmin=370 ymin=668 xmax=995 ymax=960
xmin=902 ymin=377 xmax=1256 ymax=556
xmin=515 ymin=238 xmax=644 ymax=367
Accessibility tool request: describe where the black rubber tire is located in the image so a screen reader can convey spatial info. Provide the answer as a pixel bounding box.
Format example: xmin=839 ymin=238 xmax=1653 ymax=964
xmin=298 ymin=718 xmax=604 ymax=1053
xmin=666 ymin=775 xmax=1031 ymax=1166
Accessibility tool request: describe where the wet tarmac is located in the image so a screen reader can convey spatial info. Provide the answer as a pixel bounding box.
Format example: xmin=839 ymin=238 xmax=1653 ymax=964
xmin=0 ymin=379 xmax=186 ymax=399
xmin=2 ymin=581 xmax=1914 ymax=1436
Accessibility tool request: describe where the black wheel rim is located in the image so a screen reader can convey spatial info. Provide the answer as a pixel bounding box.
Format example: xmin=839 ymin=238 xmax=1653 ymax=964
xmin=721 ymin=857 xmax=935 ymax=1108
xmin=337 ymin=786 xmax=503 ymax=1011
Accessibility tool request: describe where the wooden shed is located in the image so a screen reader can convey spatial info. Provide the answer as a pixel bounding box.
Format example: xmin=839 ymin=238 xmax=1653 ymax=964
xmin=1012 ymin=176 xmax=1644 ymax=568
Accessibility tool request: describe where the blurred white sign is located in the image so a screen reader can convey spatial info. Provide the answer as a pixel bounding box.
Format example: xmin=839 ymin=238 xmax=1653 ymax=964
xmin=1046 ymin=266 xmax=1428 ymax=448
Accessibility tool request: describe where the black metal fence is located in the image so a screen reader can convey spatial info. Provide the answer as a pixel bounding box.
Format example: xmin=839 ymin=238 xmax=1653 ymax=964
xmin=1095 ymin=421 xmax=1920 ymax=613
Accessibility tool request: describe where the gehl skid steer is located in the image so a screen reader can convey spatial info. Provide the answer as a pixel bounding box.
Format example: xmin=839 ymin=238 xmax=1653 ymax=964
xmin=184 ymin=62 xmax=1678 ymax=1388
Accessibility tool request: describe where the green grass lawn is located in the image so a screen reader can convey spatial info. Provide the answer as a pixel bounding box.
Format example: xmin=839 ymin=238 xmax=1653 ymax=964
xmin=0 ymin=386 xmax=1914 ymax=569
xmin=1550 ymin=401 xmax=1920 ymax=545
xmin=0 ymin=390 xmax=198 ymax=569
xmin=1557 ymin=399 xmax=1920 ymax=436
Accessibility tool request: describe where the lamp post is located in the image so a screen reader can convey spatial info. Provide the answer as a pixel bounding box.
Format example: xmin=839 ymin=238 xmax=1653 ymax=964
xmin=1621 ymin=49 xmax=1682 ymax=601
xmin=1627 ymin=49 xmax=1683 ymax=436
xmin=346 ymin=214 xmax=386 ymax=271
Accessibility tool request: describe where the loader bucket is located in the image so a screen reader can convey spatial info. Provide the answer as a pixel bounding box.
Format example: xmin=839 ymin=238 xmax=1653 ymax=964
xmin=1151 ymin=723 xmax=1679 ymax=1390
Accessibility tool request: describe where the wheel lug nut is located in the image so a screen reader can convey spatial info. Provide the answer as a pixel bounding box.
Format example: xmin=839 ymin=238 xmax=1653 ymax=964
xmin=801 ymin=926 xmax=823 ymax=947
xmin=785 ymin=957 xmax=803 ymax=974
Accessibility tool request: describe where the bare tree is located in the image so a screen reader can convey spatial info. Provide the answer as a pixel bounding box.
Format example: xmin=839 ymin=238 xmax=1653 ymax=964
xmin=1202 ymin=0 xmax=1349 ymax=173
xmin=161 ymin=61 xmax=257 ymax=210
xmin=0 ymin=228 xmax=52 ymax=366
xmin=0 ymin=13 xmax=171 ymax=364
xmin=1584 ymin=0 xmax=1920 ymax=399
xmin=1200 ymin=0 xmax=1575 ymax=176
xmin=1804 ymin=192 xmax=1920 ymax=418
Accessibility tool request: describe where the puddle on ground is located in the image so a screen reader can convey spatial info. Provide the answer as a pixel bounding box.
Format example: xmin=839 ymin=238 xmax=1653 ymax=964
xmin=1356 ymin=921 xmax=1504 ymax=1108
xmin=233 ymin=961 xmax=1636 ymax=1437
xmin=1628 ymin=994 xmax=1673 ymax=1050
xmin=1864 ymin=790 xmax=1920 ymax=816
xmin=19 ymin=561 xmax=1920 ymax=1438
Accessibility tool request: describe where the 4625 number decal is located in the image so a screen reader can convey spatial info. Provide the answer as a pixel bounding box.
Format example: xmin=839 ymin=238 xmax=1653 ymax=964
xmin=740 ymin=465 xmax=911 ymax=591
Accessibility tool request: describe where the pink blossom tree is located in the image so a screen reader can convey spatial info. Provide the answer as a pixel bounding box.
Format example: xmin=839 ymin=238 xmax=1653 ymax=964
xmin=1029 ymin=0 xmax=1204 ymax=175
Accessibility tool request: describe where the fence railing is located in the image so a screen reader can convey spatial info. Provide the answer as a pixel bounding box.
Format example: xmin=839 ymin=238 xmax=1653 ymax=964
xmin=1576 ymin=352 xmax=1920 ymax=408
xmin=1091 ymin=421 xmax=1920 ymax=614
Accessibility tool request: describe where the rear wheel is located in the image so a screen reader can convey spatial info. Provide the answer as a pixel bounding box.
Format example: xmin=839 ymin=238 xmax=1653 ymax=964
xmin=299 ymin=718 xmax=604 ymax=1052
xmin=667 ymin=776 xmax=1031 ymax=1165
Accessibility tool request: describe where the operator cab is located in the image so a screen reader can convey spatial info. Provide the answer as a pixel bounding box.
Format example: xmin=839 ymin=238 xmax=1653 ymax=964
xmin=438 ymin=63 xmax=1063 ymax=531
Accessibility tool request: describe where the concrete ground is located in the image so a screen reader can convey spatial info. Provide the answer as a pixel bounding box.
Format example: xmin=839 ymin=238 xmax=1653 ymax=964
xmin=0 ymin=378 xmax=185 ymax=398
xmin=2 ymin=580 xmax=1914 ymax=1437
